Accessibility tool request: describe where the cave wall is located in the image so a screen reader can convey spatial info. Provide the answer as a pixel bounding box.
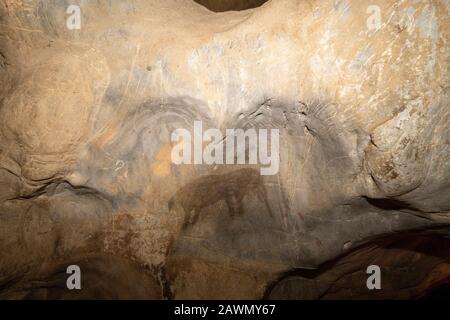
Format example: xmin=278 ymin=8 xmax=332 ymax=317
xmin=0 ymin=0 xmax=449 ymax=299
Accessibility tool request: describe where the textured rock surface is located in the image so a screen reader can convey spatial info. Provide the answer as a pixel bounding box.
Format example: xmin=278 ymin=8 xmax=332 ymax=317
xmin=0 ymin=0 xmax=449 ymax=299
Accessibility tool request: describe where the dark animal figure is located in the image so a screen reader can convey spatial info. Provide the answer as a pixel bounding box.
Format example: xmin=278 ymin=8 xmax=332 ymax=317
xmin=169 ymin=168 xmax=273 ymax=229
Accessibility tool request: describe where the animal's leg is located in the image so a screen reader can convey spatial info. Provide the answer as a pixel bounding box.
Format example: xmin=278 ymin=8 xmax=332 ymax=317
xmin=189 ymin=208 xmax=200 ymax=225
xmin=226 ymin=190 xmax=245 ymax=217
xmin=236 ymin=192 xmax=245 ymax=215
xmin=182 ymin=207 xmax=195 ymax=229
xmin=257 ymin=186 xmax=274 ymax=218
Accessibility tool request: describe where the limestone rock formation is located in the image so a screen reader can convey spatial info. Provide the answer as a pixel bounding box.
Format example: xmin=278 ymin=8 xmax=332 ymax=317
xmin=0 ymin=0 xmax=449 ymax=299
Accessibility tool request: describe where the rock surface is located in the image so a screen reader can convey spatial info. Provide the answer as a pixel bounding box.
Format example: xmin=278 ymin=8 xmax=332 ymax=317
xmin=0 ymin=0 xmax=449 ymax=299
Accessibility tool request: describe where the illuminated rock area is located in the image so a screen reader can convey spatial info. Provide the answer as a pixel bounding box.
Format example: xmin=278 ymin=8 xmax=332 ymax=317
xmin=0 ymin=0 xmax=449 ymax=299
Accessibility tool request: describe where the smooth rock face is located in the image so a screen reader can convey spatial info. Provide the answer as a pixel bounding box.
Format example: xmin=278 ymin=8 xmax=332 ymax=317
xmin=0 ymin=0 xmax=448 ymax=299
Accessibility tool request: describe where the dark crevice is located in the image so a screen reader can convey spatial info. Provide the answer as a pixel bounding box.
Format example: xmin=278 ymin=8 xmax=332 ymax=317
xmin=6 ymin=179 xmax=116 ymax=206
xmin=193 ymin=0 xmax=269 ymax=12
xmin=422 ymin=280 xmax=450 ymax=300
xmin=263 ymin=230 xmax=450 ymax=300
xmin=364 ymin=196 xmax=417 ymax=211
xmin=362 ymin=196 xmax=440 ymax=221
